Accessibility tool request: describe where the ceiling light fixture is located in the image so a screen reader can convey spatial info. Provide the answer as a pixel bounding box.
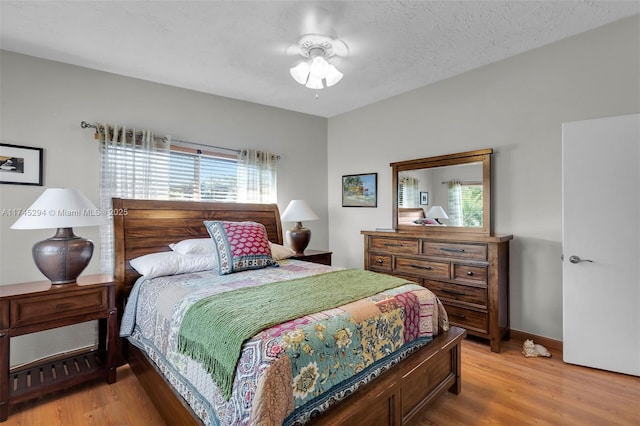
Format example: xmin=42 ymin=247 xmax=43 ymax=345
xmin=289 ymin=34 xmax=348 ymax=90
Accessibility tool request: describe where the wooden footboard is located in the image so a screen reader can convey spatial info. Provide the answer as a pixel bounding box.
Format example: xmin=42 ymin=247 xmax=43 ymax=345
xmin=127 ymin=326 xmax=466 ymax=426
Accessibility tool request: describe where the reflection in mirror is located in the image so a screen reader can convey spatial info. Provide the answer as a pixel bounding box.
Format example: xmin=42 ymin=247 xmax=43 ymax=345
xmin=392 ymin=148 xmax=492 ymax=234
xmin=398 ymin=162 xmax=483 ymax=227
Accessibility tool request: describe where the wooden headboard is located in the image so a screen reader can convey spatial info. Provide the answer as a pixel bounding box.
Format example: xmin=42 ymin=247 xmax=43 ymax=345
xmin=111 ymin=198 xmax=283 ymax=312
xmin=398 ymin=207 xmax=425 ymax=225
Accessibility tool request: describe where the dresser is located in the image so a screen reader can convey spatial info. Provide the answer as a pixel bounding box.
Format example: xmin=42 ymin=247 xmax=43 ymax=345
xmin=362 ymin=230 xmax=512 ymax=352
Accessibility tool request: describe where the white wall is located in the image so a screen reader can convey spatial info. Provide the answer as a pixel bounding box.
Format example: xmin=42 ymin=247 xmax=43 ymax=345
xmin=327 ymin=16 xmax=640 ymax=341
xmin=0 ymin=51 xmax=328 ymax=364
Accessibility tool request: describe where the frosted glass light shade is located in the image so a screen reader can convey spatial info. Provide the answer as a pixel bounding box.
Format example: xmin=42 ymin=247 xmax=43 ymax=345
xmin=289 ymin=62 xmax=310 ymax=85
xmin=309 ymin=56 xmax=330 ymax=79
xmin=305 ymin=75 xmax=324 ymax=89
xmin=11 ymin=188 xmax=107 ymax=229
xmin=325 ymin=64 xmax=343 ymax=87
xmin=290 ymin=57 xmax=343 ymax=89
xmin=281 ymin=200 xmax=319 ymax=222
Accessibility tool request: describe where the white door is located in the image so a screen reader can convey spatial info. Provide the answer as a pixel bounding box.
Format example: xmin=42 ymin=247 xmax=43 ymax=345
xmin=562 ymin=113 xmax=639 ymax=376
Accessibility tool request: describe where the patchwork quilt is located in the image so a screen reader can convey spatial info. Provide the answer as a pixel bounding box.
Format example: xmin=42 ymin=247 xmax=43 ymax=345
xmin=121 ymin=260 xmax=449 ymax=425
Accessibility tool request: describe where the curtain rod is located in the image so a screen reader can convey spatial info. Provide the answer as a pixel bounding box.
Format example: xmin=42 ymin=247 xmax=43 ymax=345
xmin=80 ymin=121 xmax=241 ymax=154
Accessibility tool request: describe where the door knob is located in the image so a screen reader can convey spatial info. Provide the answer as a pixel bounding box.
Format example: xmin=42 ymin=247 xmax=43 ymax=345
xmin=569 ymin=255 xmax=593 ymax=264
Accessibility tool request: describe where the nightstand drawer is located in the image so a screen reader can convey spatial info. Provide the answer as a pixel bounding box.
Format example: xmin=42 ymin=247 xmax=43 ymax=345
xmin=395 ymin=257 xmax=449 ymax=279
xmin=10 ymin=287 xmax=109 ymax=328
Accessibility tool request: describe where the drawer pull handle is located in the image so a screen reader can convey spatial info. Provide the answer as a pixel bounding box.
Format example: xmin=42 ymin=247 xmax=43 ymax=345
xmin=442 ymin=289 xmax=466 ymax=296
xmin=441 ymin=248 xmax=465 ymax=253
xmin=384 ymin=243 xmax=403 ymax=247
xmin=411 ymin=265 xmax=432 ymax=270
xmin=377 ymin=259 xmax=384 ymax=264
xmin=450 ymin=313 xmax=466 ymax=319
xmin=466 ymin=271 xmax=474 ymax=276
xmin=55 ymin=303 xmax=74 ymax=309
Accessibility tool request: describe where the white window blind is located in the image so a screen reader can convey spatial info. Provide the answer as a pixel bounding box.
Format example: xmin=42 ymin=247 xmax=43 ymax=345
xmin=169 ymin=147 xmax=239 ymax=202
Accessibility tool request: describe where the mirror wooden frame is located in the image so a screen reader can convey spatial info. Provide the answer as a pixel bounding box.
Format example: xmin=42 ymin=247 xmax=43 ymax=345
xmin=391 ymin=148 xmax=492 ymax=235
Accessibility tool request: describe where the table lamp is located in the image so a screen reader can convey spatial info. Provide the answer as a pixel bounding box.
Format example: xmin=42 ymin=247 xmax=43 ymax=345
xmin=426 ymin=205 xmax=449 ymax=225
xmin=11 ymin=188 xmax=107 ymax=284
xmin=280 ymin=200 xmax=319 ymax=255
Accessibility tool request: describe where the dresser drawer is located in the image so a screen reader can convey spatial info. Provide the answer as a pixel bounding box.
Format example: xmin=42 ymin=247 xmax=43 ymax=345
xmin=395 ymin=257 xmax=450 ymax=280
xmin=10 ymin=287 xmax=109 ymax=328
xmin=422 ymin=242 xmax=487 ymax=261
xmin=444 ymin=304 xmax=487 ymax=333
xmin=424 ymin=279 xmax=487 ymax=307
xmin=452 ymin=263 xmax=488 ymax=285
xmin=370 ymin=237 xmax=419 ymax=254
xmin=369 ymin=254 xmax=392 ymax=271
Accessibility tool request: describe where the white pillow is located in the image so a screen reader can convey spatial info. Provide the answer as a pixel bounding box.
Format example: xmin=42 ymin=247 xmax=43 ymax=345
xmin=130 ymin=251 xmax=216 ymax=278
xmin=169 ymin=238 xmax=215 ymax=255
xmin=269 ymin=242 xmax=295 ymax=260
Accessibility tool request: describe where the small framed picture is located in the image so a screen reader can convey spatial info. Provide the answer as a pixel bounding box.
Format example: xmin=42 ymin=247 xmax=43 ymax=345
xmin=342 ymin=173 xmax=377 ymax=207
xmin=420 ymin=191 xmax=429 ymax=205
xmin=0 ymin=143 xmax=43 ymax=186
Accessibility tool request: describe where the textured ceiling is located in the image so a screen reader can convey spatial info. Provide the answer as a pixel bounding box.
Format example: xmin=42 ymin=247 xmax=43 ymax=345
xmin=1 ymin=1 xmax=638 ymax=118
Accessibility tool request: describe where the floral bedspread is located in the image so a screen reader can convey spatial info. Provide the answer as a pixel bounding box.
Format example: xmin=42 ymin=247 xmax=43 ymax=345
xmin=121 ymin=260 xmax=449 ymax=425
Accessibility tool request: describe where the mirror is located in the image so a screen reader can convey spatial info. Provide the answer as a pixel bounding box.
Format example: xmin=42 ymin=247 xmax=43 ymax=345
xmin=391 ymin=149 xmax=492 ymax=234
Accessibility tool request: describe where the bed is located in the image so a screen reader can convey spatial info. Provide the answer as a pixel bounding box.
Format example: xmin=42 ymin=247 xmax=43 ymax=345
xmin=112 ymin=198 xmax=466 ymax=425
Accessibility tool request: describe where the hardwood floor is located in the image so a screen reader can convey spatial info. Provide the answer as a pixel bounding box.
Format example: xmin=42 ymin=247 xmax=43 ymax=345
xmin=4 ymin=337 xmax=639 ymax=425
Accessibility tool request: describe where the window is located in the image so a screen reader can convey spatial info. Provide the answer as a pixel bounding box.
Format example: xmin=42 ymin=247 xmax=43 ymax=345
xmin=99 ymin=134 xmax=277 ymax=274
xmin=398 ymin=177 xmax=420 ymax=208
xmin=169 ymin=146 xmax=239 ymax=202
xmin=447 ymin=181 xmax=483 ymax=227
xmin=460 ymin=183 xmax=483 ymax=227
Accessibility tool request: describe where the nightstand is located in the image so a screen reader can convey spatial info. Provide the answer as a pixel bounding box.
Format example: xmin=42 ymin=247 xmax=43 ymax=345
xmin=291 ymin=249 xmax=332 ymax=265
xmin=0 ymin=274 xmax=117 ymax=422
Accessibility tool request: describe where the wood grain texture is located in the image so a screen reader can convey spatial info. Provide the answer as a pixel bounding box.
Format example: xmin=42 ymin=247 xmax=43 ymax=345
xmin=5 ymin=337 xmax=638 ymax=425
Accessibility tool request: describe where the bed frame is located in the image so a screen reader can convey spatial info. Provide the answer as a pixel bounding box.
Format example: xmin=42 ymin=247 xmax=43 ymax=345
xmin=112 ymin=198 xmax=466 ymax=425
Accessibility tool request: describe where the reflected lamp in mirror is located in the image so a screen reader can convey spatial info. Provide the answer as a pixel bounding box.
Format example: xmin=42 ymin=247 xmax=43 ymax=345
xmin=426 ymin=206 xmax=449 ymax=225
xmin=281 ymin=200 xmax=319 ymax=255
xmin=10 ymin=188 xmax=107 ymax=284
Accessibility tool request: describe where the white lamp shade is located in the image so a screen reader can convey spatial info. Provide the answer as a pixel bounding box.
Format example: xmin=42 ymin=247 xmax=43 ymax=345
xmin=289 ymin=62 xmax=310 ymax=85
xmin=281 ymin=200 xmax=319 ymax=222
xmin=426 ymin=206 xmax=449 ymax=219
xmin=11 ymin=188 xmax=108 ymax=229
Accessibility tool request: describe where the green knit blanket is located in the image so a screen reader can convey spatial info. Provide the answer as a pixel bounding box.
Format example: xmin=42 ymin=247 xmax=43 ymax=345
xmin=177 ymin=269 xmax=412 ymax=400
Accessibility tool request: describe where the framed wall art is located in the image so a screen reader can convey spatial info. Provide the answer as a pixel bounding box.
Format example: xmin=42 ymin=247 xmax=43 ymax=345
xmin=0 ymin=143 xmax=43 ymax=186
xmin=342 ymin=172 xmax=377 ymax=207
xmin=420 ymin=191 xmax=429 ymax=205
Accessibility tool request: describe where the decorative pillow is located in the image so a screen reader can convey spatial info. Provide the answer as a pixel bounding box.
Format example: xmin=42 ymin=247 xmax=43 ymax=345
xmin=129 ymin=251 xmax=216 ymax=279
xmin=269 ymin=242 xmax=295 ymax=260
xmin=204 ymin=220 xmax=277 ymax=275
xmin=169 ymin=238 xmax=215 ymax=255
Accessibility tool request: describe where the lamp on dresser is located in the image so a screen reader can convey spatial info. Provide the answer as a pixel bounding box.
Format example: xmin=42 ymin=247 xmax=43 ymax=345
xmin=426 ymin=205 xmax=449 ymax=225
xmin=10 ymin=188 xmax=107 ymax=284
xmin=281 ymin=199 xmax=319 ymax=255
